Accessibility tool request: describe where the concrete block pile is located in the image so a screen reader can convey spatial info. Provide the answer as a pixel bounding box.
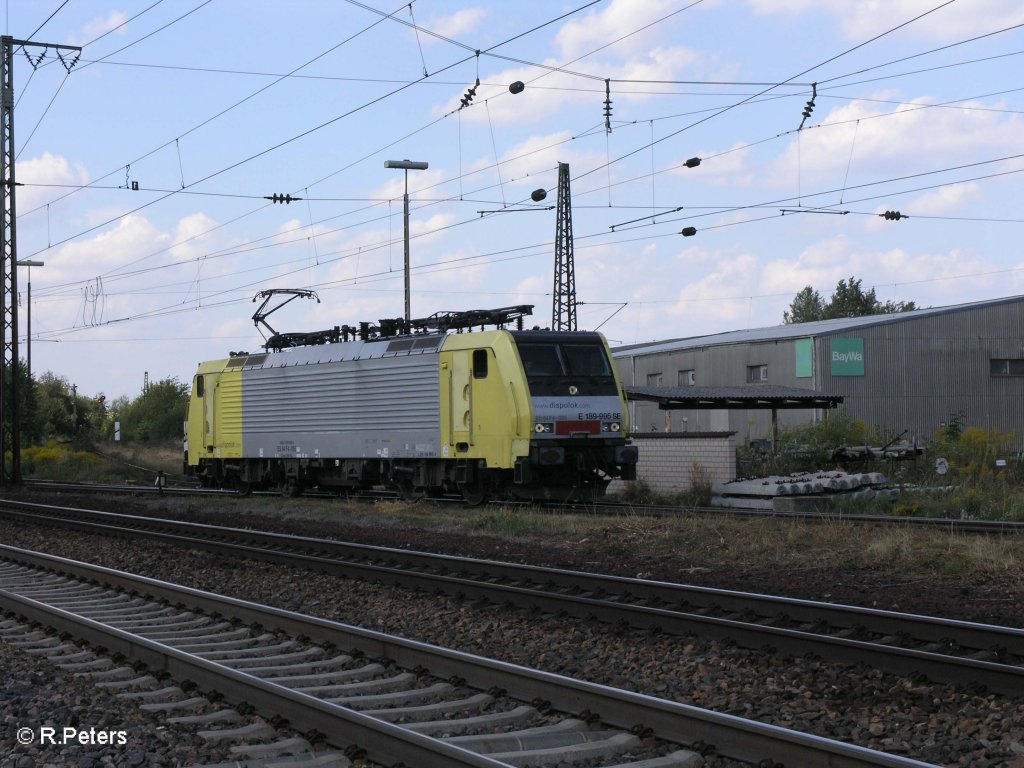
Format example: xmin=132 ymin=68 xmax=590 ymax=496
xmin=711 ymin=471 xmax=893 ymax=512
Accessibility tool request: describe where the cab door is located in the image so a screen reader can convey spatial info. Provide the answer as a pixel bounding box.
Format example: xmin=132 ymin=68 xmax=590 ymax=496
xmin=203 ymin=375 xmax=216 ymax=451
xmin=450 ymin=350 xmax=473 ymax=450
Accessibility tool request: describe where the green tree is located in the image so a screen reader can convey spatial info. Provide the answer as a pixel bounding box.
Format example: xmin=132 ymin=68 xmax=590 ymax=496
xmin=108 ymin=377 xmax=189 ymax=444
xmin=783 ymin=286 xmax=825 ymax=323
xmin=3 ymin=358 xmax=37 ymax=442
xmin=29 ymin=371 xmax=106 ymax=446
xmin=784 ymin=276 xmax=916 ymax=324
xmin=34 ymin=372 xmax=76 ymax=440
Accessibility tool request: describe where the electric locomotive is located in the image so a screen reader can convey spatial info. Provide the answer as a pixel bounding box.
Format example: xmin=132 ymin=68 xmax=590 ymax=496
xmin=184 ymin=301 xmax=637 ymax=502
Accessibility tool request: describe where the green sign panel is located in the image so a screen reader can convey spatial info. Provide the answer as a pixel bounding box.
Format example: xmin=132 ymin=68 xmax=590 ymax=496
xmin=830 ymin=337 xmax=864 ymax=376
xmin=794 ymin=338 xmax=813 ymax=378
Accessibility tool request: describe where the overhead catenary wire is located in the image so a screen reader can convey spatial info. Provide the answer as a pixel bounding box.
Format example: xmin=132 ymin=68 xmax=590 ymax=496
xmin=30 ymin=152 xmax=1024 ymax=339
xmin=26 ymin=3 xmax=621 ymax=290
xmin=17 ymin=0 xmax=415 ymax=223
xmin=14 ymin=0 xmax=1015 ymax=346
xmin=24 ymin=0 xmax=70 ymax=42
xmin=572 ymin=0 xmax=962 ymax=187
xmin=28 ymin=106 xmax=1024 ymax=302
xmin=26 ymin=55 xmax=1021 ymax=301
xmin=19 ymin=0 xmax=1003 ymax=274
xmin=19 ymin=0 xmax=604 ymax=277
xmin=21 ymin=4 xmax=1016 ymax=232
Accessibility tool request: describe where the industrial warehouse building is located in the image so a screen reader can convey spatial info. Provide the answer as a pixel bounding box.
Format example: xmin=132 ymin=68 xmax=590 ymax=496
xmin=612 ymin=294 xmax=1024 ymax=448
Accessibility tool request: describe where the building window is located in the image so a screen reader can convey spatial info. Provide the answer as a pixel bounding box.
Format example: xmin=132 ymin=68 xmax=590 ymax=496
xmin=747 ymin=364 xmax=768 ymax=383
xmin=678 ymin=369 xmax=695 ymax=386
xmin=646 ymin=372 xmax=663 ymax=387
xmin=990 ymin=358 xmax=1024 ymax=376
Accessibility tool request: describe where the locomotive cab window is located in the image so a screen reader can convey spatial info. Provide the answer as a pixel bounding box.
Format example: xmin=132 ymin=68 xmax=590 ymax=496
xmin=518 ymin=343 xmax=563 ymax=377
xmin=562 ymin=344 xmax=611 ymax=377
xmin=514 ymin=335 xmax=618 ymax=396
xmin=195 ymin=375 xmax=205 ymax=397
xmin=472 ymin=349 xmax=488 ymax=379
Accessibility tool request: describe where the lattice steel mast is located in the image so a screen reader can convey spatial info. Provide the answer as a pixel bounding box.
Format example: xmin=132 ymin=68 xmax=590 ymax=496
xmin=2 ymin=36 xmax=80 ymax=486
xmin=551 ymin=162 xmax=576 ymax=331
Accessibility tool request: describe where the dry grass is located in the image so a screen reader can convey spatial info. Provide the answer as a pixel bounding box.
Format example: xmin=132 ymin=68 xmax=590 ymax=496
xmin=118 ymin=444 xmax=1024 ymax=588
xmin=243 ymin=499 xmax=1024 ymax=587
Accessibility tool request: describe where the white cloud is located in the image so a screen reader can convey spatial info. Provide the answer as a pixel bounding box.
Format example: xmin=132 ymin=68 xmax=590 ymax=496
xmin=556 ymin=0 xmax=689 ymax=60
xmin=170 ymin=212 xmax=221 ymax=261
xmin=439 ymin=1 xmax=701 ymax=129
xmin=412 ymin=212 xmax=457 ymax=245
xmin=54 ymin=215 xmax=168 ymax=276
xmin=71 ymin=10 xmax=128 ymax=46
xmin=423 ymin=8 xmax=487 ymax=40
xmin=759 ymin=234 xmax=1005 ymax=307
xmin=16 ymin=152 xmax=90 ymax=215
xmin=766 ymin=94 xmax=1023 ymax=196
xmin=666 ymin=251 xmax=762 ymax=326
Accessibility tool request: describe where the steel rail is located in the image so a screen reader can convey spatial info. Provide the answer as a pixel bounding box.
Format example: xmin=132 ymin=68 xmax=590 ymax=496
xmin=2 ymin=499 xmax=1023 ymax=695
xmin=0 ymin=544 xmax=937 ymax=768
xmin=0 ymin=590 xmax=504 ymax=768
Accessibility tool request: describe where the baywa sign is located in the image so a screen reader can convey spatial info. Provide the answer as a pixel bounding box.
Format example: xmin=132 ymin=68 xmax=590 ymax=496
xmin=830 ymin=337 xmax=864 ymax=376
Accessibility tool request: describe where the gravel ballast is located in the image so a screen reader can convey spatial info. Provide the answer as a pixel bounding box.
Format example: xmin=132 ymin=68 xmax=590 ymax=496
xmin=1 ymin=513 xmax=1022 ymax=767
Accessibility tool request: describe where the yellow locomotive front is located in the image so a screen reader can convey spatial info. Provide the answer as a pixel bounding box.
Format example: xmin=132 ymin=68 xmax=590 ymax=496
xmin=436 ymin=329 xmax=636 ymax=502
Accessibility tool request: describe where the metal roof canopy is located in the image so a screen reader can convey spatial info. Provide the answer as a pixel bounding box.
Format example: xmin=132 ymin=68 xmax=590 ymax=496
xmin=626 ymin=385 xmax=843 ymax=410
xmin=625 ymin=385 xmax=843 ymax=449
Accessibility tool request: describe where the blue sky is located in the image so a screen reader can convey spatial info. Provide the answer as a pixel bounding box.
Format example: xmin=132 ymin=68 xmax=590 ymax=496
xmin=7 ymin=0 xmax=1024 ymax=400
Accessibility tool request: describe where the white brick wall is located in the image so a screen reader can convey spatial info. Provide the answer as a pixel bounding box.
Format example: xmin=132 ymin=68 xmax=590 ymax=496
xmin=608 ymin=432 xmax=737 ymax=494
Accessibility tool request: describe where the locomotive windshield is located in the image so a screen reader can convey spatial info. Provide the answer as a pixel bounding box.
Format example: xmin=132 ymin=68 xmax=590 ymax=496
xmin=512 ymin=332 xmax=618 ymax=395
xmin=517 ymin=342 xmax=611 ymax=378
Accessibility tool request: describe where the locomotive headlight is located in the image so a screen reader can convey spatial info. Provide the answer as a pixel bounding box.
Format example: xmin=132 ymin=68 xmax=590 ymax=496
xmin=534 ymin=422 xmax=553 ymax=433
xmin=602 ymin=421 xmax=621 ymax=433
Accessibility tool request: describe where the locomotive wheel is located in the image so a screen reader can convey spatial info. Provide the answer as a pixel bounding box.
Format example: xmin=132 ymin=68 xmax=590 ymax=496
xmin=233 ymin=479 xmax=252 ymax=497
xmin=458 ymin=481 xmax=489 ymax=506
xmin=280 ymin=479 xmax=302 ymax=498
xmin=396 ymin=478 xmax=424 ymax=502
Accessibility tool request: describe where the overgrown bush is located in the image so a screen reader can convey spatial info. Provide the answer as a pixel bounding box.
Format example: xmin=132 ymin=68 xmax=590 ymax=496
xmin=929 ymin=422 xmax=1022 ymax=483
xmin=611 ymin=464 xmax=712 ymax=508
xmin=733 ymin=409 xmax=1024 ymax=520
xmin=21 ymin=440 xmax=102 ymax=479
xmin=736 ymin=412 xmax=874 ymax=477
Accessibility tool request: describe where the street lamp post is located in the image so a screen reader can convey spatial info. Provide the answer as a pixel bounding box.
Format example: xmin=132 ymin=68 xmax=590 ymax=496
xmin=16 ymin=259 xmax=42 ymax=382
xmin=384 ymin=159 xmax=428 ymax=326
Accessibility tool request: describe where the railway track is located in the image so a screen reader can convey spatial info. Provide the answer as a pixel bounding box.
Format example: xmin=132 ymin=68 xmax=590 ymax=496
xmin=22 ymin=477 xmax=1024 ymax=534
xmin=0 ymin=544 xmax=935 ymax=768
xmin=2 ymin=497 xmax=1023 ymax=697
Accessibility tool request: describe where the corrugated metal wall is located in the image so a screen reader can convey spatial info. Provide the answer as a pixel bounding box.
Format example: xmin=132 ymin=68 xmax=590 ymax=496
xmin=817 ymin=302 xmax=1024 ymax=444
xmin=617 ymin=299 xmax=1024 ymax=447
xmin=622 ymin=339 xmax=817 ymax=438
